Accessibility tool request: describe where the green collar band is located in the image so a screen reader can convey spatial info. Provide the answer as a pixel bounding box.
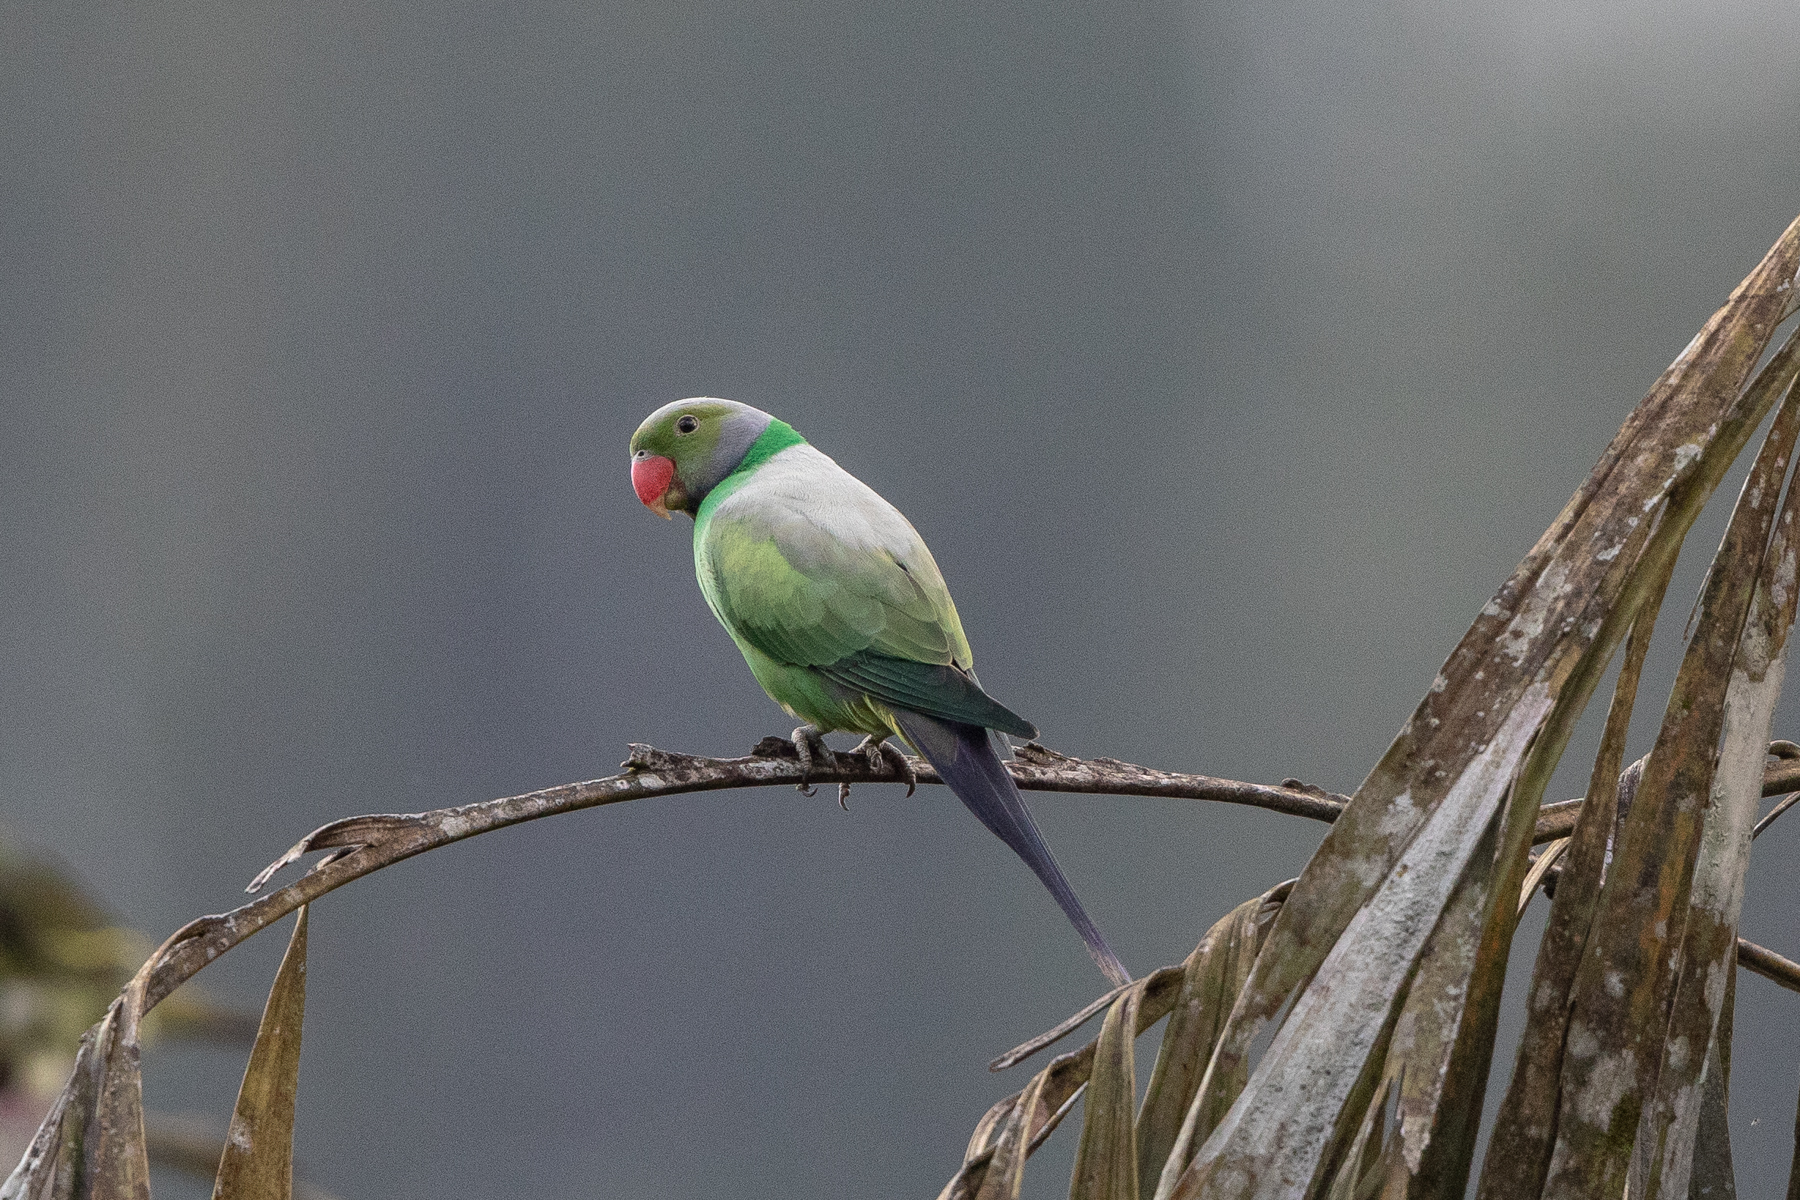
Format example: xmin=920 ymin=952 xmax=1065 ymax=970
xmin=730 ymin=418 xmax=806 ymax=479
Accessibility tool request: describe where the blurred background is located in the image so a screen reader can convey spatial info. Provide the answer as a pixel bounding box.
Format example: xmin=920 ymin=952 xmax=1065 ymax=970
xmin=5 ymin=0 xmax=1800 ymax=1195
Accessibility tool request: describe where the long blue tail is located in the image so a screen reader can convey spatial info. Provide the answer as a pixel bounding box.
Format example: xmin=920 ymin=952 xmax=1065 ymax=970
xmin=892 ymin=710 xmax=1131 ymax=987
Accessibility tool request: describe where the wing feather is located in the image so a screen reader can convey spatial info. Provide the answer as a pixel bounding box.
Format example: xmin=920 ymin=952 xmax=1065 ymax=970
xmin=697 ymin=446 xmax=1032 ymax=734
xmin=699 ymin=447 xmax=971 ymax=669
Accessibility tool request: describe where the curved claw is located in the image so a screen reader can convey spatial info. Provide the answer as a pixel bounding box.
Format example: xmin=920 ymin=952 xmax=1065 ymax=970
xmin=852 ymin=735 xmax=919 ymax=798
xmin=791 ymin=724 xmax=831 ymax=797
xmin=884 ymin=743 xmax=919 ymax=797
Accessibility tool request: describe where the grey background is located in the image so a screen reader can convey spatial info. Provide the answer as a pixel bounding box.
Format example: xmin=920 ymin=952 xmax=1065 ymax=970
xmin=5 ymin=1 xmax=1800 ymax=1196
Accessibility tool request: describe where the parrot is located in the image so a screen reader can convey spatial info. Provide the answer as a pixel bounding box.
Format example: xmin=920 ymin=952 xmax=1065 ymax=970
xmin=629 ymin=396 xmax=1130 ymax=986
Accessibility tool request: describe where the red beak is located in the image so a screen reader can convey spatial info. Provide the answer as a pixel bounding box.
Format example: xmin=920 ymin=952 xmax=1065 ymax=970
xmin=632 ymin=455 xmax=676 ymax=518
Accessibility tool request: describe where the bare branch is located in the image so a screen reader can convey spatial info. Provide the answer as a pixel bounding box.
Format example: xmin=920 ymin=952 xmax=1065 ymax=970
xmin=128 ymin=741 xmax=1341 ymax=1015
xmin=1531 ymin=752 xmax=1800 ymax=843
xmin=111 ymin=735 xmax=1800 ymax=1020
xmin=1735 ymin=938 xmax=1800 ymax=994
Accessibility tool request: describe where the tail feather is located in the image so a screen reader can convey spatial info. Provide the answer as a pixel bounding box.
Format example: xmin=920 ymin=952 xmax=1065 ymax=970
xmin=892 ymin=710 xmax=1131 ymax=987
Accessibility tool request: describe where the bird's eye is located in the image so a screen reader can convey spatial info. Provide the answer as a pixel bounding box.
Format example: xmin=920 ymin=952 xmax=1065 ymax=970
xmin=676 ymin=416 xmax=699 ymax=434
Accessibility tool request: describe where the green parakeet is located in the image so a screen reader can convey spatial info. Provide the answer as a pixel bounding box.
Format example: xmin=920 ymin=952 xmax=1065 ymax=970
xmin=630 ymin=397 xmax=1129 ymax=986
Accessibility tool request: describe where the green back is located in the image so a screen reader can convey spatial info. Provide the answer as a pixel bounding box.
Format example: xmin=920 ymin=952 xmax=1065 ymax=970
xmin=694 ymin=435 xmax=1032 ymax=734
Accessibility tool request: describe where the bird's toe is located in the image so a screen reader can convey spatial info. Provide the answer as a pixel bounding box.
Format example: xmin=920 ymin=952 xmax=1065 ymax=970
xmin=879 ymin=742 xmax=918 ymax=797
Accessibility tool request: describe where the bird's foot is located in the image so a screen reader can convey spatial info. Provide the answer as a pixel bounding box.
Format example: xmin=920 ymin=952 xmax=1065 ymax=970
xmin=852 ymin=735 xmax=917 ymax=798
xmin=791 ymin=724 xmax=832 ymax=797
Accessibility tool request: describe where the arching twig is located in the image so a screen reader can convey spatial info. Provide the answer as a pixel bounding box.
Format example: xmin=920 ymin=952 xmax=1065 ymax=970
xmin=136 ymin=740 xmax=1340 ymax=1013
xmin=96 ymin=735 xmax=1800 ymax=1018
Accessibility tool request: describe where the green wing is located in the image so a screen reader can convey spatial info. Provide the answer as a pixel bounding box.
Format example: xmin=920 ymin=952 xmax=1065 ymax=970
xmin=816 ymin=654 xmax=1036 ymax=737
xmin=701 ymin=512 xmax=965 ymax=667
xmin=696 ymin=461 xmax=1035 ymax=736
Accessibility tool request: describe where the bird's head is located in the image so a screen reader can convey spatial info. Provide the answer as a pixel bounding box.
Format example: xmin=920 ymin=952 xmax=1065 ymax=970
xmin=629 ymin=397 xmax=775 ymax=519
